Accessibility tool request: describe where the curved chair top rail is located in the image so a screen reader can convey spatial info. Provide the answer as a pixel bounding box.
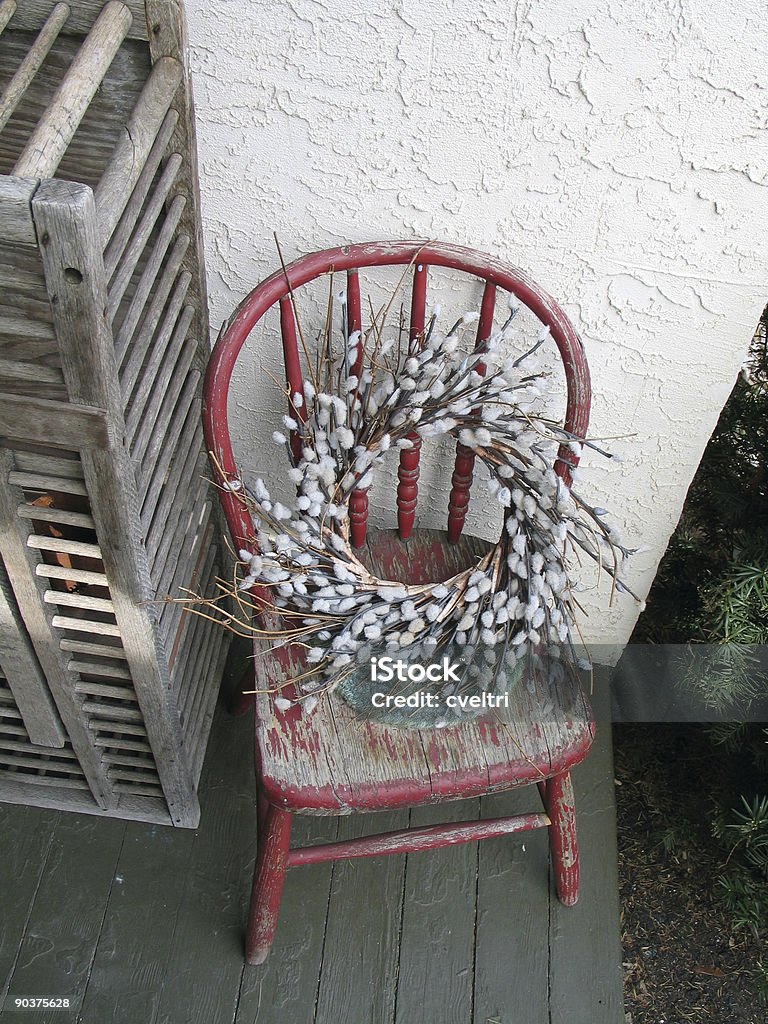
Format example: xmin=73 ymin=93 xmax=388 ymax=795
xmin=203 ymin=240 xmax=591 ymax=549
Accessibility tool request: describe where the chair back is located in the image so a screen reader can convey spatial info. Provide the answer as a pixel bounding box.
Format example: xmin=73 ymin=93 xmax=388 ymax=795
xmin=203 ymin=240 xmax=591 ymax=553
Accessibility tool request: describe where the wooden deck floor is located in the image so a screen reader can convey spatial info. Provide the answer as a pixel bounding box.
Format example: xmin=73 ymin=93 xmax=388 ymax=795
xmin=0 ymin=671 xmax=623 ymax=1024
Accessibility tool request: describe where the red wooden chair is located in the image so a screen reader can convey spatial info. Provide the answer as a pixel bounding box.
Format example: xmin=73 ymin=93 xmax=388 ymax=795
xmin=203 ymin=240 xmax=594 ymax=965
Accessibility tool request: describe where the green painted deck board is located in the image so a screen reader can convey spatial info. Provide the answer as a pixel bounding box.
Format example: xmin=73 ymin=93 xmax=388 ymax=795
xmin=3 ymin=812 xmax=126 ymax=1023
xmin=0 ymin=805 xmax=60 ymax=1007
xmin=395 ymin=799 xmax=480 ymax=1024
xmin=473 ymin=787 xmax=551 ymax=1024
xmin=313 ymin=809 xmax=410 ymax=1024
xmin=234 ymin=814 xmax=338 ymax=1024
xmin=0 ymin=671 xmax=623 ymax=1024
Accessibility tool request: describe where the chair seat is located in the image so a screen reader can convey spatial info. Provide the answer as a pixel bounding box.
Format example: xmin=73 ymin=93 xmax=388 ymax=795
xmin=254 ymin=529 xmax=594 ymax=814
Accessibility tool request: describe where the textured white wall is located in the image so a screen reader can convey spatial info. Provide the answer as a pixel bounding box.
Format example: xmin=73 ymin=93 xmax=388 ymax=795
xmin=185 ymin=0 xmax=768 ymax=650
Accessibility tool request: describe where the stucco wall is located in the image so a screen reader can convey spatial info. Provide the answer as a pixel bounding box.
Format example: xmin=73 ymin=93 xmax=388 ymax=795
xmin=185 ymin=0 xmax=768 ymax=651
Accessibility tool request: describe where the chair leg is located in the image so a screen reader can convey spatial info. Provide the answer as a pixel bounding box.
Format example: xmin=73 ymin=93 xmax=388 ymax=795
xmin=543 ymin=771 xmax=580 ymax=906
xmin=245 ymin=804 xmax=292 ymax=965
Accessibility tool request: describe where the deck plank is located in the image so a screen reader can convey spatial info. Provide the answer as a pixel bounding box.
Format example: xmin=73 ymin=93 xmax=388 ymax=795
xmin=3 ymin=812 xmax=126 ymax=1022
xmin=76 ymin=820 xmax=196 ymax=1024
xmin=0 ymin=805 xmax=60 ymax=1004
xmin=548 ymin=676 xmax=624 ymax=1023
xmin=151 ymin=702 xmax=254 ymax=1024
xmin=234 ymin=813 xmax=337 ymax=1024
xmin=473 ymin=786 xmax=551 ymax=1024
xmin=395 ymin=799 xmax=480 ymax=1024
xmin=314 ymin=809 xmax=409 ymax=1024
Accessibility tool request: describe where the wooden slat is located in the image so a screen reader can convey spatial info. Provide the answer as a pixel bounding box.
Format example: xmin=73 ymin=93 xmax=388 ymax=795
xmin=159 ymin=499 xmax=212 ymax=654
xmin=27 ymin=534 xmax=102 ymax=559
xmin=125 ymin=272 xmax=191 ymax=441
xmin=146 ymin=0 xmax=210 ymax=372
xmin=51 ymin=614 xmax=120 ymax=637
xmin=22 ymin=506 xmax=96 ymax=531
xmin=106 ymin=151 xmax=182 ymax=317
xmin=10 ymin=1 xmax=147 ymax=40
xmin=131 ymin=303 xmax=195 ymax=468
xmin=0 ymin=392 xmax=110 ymax=449
xmin=145 ymin=420 xmax=204 ymax=568
xmin=103 ymin=108 xmax=179 ymax=277
xmin=93 ymin=736 xmax=150 ymax=752
xmin=12 ymin=450 xmax=82 ymax=477
xmin=152 ymin=478 xmax=208 ymax=634
xmin=0 ymin=737 xmax=77 ymax=758
xmin=9 ymin=469 xmax=87 ymax=496
xmin=36 ymin=561 xmax=107 ymax=586
xmin=0 ymin=559 xmax=65 ymax=747
xmin=0 ymin=778 xmax=170 ymax=819
xmin=189 ymin=625 xmax=227 ymax=781
xmin=0 ymin=314 xmax=55 ymax=340
xmin=67 ymin=659 xmax=131 ymax=680
xmin=44 ymin=588 xmax=115 ymax=613
xmin=32 ymin=178 xmax=199 ymax=827
xmin=12 ymin=2 xmax=134 ymax=179
xmin=60 ymin=637 xmax=125 ymax=659
xmin=81 ymin=701 xmax=142 ymax=722
xmin=0 ymin=0 xmax=16 ymax=36
xmin=0 ymin=177 xmax=37 ymax=244
xmin=73 ymin=681 xmax=136 ymax=700
xmin=140 ymin=388 xmax=199 ymax=525
xmin=113 ymin=199 xmax=186 ymax=361
xmin=119 ymin=228 xmax=189 ymax=391
xmin=96 ymin=56 xmax=183 ymax=246
xmin=0 ymin=3 xmax=70 ymax=134
xmin=0 ymin=448 xmax=115 ymax=807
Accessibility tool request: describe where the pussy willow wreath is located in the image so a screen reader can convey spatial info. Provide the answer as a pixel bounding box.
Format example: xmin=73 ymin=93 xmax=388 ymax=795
xmin=216 ymin=290 xmax=640 ymax=722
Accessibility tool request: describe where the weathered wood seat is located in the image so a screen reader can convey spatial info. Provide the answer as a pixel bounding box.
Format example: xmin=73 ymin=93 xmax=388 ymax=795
xmin=255 ymin=529 xmax=593 ymax=815
xmin=203 ymin=240 xmax=594 ymax=965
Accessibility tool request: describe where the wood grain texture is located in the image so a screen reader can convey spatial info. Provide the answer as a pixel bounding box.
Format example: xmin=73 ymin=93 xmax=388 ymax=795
xmin=10 ymin=0 xmax=147 ymax=41
xmin=473 ymin=786 xmax=551 ymax=1023
xmin=152 ymin=700 xmax=255 ymax=1024
xmin=314 ymin=808 xmax=409 ymax=1024
xmin=77 ymin=818 xmax=197 ymax=1024
xmin=395 ymin=799 xmax=479 ymax=1024
xmin=0 ymin=803 xmax=59 ymax=999
xmin=146 ymin=0 xmax=210 ymax=373
xmin=3 ymin=812 xmax=127 ymax=1019
xmin=0 ymin=176 xmax=37 ymax=244
xmin=0 ymin=0 xmax=16 ymax=37
xmin=32 ymin=179 xmax=198 ymax=826
xmin=0 ymin=392 xmax=110 ymax=449
xmin=0 ymin=557 xmax=64 ymax=747
xmin=13 ymin=2 xmax=133 ymax=179
xmin=0 ymin=3 xmax=69 ymax=134
xmin=106 ymin=150 xmax=182 ymax=318
xmin=547 ymin=675 xmax=624 ymax=1022
xmin=235 ymin=812 xmax=338 ymax=1024
xmin=94 ymin=55 xmax=182 ymax=247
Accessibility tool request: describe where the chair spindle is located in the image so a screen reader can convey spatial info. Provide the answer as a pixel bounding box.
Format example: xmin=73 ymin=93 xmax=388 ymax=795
xmin=279 ymin=295 xmax=305 ymax=462
xmin=447 ymin=281 xmax=496 ymax=543
xmin=397 ymin=263 xmax=427 ymax=539
xmin=347 ymin=269 xmax=369 ymax=546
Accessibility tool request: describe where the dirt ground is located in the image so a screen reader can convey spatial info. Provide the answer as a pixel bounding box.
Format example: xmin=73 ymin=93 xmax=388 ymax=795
xmin=613 ymin=724 xmax=764 ymax=1024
